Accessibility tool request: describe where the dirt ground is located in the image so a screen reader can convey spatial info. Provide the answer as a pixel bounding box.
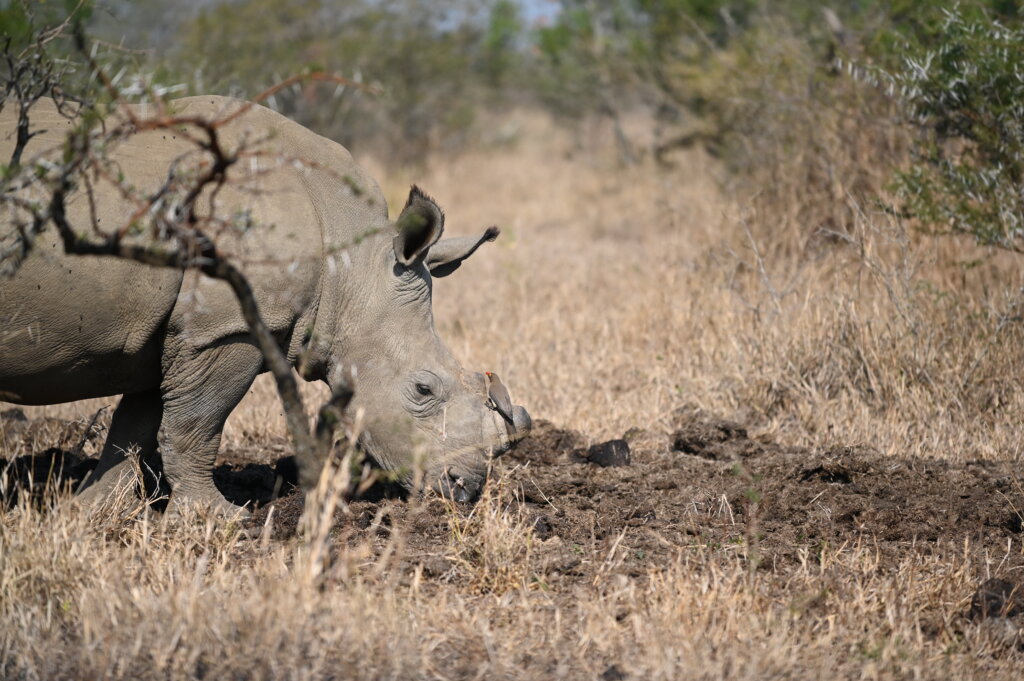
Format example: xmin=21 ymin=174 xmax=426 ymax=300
xmin=5 ymin=405 xmax=1023 ymax=642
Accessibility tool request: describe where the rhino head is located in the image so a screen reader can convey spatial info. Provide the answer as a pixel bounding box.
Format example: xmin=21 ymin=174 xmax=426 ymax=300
xmin=316 ymin=186 xmax=531 ymax=501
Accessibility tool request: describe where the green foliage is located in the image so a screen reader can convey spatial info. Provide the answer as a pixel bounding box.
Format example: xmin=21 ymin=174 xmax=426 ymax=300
xmin=866 ymin=1 xmax=1018 ymax=71
xmin=529 ymin=1 xmax=865 ymax=130
xmin=883 ymin=8 xmax=1024 ymax=250
xmin=0 ymin=0 xmax=187 ymax=126
xmin=482 ymin=0 xmax=522 ymax=87
xmin=0 ymin=0 xmax=93 ymax=50
xmin=19 ymin=0 xmax=1015 ymax=225
xmin=525 ymin=0 xmax=1024 ymax=258
xmin=165 ymin=0 xmax=515 ymax=161
xmin=533 ymin=6 xmax=606 ymax=119
xmin=633 ymin=0 xmax=756 ymax=49
xmin=177 ymin=0 xmax=317 ymax=87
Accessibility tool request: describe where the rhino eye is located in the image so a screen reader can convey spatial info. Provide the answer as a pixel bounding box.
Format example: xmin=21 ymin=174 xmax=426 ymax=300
xmin=406 ymin=373 xmax=445 ymax=416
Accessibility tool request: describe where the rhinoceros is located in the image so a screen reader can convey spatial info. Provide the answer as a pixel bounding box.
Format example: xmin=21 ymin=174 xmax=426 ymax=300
xmin=0 ymin=96 xmax=531 ymax=512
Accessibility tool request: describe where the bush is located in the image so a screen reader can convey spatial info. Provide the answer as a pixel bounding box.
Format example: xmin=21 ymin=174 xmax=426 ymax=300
xmin=881 ymin=7 xmax=1024 ymax=250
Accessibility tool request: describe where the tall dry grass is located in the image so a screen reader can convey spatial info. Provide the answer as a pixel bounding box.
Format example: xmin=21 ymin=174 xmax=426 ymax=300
xmin=3 ymin=470 xmax=1022 ymax=679
xmin=4 ymin=106 xmax=1024 ymax=679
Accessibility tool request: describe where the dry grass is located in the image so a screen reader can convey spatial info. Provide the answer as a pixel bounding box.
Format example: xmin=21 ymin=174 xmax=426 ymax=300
xmin=4 ymin=109 xmax=1024 ymax=679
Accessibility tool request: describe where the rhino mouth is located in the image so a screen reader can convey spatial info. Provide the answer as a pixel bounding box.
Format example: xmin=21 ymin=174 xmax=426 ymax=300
xmin=434 ymin=467 xmax=484 ymax=503
xmin=356 ymin=402 xmax=531 ymax=502
xmin=425 ymin=412 xmax=525 ymax=503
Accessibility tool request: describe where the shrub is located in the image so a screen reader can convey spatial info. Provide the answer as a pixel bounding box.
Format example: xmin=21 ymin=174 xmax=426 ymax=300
xmin=881 ymin=7 xmax=1024 ymax=251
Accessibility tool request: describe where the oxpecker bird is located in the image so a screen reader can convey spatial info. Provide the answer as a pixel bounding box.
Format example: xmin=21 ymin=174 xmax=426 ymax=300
xmin=485 ymin=371 xmax=515 ymax=426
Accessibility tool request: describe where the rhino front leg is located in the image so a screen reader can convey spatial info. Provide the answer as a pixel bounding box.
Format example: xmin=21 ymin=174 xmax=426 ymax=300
xmin=159 ymin=336 xmax=262 ymax=515
xmin=76 ymin=389 xmax=162 ymax=503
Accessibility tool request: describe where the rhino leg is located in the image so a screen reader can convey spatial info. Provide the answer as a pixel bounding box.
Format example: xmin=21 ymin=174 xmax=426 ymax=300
xmin=159 ymin=336 xmax=262 ymax=516
xmin=76 ymin=389 xmax=162 ymax=504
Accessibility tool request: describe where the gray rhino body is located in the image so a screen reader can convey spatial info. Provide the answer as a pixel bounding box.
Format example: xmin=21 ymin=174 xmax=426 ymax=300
xmin=0 ymin=96 xmax=530 ymax=510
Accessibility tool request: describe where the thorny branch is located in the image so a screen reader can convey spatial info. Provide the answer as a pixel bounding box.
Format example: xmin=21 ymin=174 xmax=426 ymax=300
xmin=1 ymin=18 xmax=371 ymax=504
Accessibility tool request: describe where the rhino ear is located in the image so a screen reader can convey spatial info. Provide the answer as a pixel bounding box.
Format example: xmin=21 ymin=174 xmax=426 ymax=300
xmin=426 ymin=226 xmax=500 ymax=278
xmin=393 ymin=185 xmax=445 ymax=267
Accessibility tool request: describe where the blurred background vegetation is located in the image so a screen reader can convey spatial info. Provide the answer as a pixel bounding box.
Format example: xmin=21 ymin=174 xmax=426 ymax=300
xmin=2 ymin=0 xmax=1022 ymax=252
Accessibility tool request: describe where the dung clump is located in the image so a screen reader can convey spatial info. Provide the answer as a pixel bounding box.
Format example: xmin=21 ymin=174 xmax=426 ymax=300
xmin=576 ymin=439 xmax=631 ymax=467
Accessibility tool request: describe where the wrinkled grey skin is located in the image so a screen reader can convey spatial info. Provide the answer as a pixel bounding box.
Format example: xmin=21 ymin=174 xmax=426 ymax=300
xmin=0 ymin=96 xmax=530 ymax=512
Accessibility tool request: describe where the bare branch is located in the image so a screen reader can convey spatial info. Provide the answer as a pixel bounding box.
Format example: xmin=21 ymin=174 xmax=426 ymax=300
xmin=1 ymin=24 xmax=370 ymax=501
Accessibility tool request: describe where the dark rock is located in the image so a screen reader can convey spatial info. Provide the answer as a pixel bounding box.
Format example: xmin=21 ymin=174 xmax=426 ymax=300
xmin=584 ymin=440 xmax=631 ymax=467
xmin=1 ymin=408 xmax=27 ymax=422
xmin=970 ymin=578 xmax=1024 ymax=620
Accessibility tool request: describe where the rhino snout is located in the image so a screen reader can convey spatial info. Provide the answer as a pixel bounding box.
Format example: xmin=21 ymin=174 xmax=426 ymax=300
xmin=429 ymin=405 xmax=531 ymax=503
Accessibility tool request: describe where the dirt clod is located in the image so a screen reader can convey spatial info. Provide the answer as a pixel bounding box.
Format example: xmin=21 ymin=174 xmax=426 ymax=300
xmin=1 ymin=408 xmax=27 ymax=422
xmin=578 ymin=439 xmax=631 ymax=467
xmin=670 ymin=410 xmax=762 ymax=461
xmin=249 ymin=491 xmax=304 ymax=539
xmin=531 ymin=513 xmax=554 ymax=540
xmin=970 ymin=579 xmax=1024 ymax=620
xmin=601 ymin=665 xmax=626 ymax=681
xmin=509 ymin=419 xmax=584 ymax=465
xmin=421 ymin=556 xmax=453 ymax=578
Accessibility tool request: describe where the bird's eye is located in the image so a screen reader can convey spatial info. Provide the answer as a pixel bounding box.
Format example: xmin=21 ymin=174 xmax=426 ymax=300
xmin=416 ymin=383 xmax=433 ymax=396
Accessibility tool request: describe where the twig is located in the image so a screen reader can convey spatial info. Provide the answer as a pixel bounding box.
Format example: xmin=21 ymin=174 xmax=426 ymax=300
xmin=740 ymin=217 xmax=784 ymax=316
xmin=71 ymin=406 xmax=107 ymax=459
